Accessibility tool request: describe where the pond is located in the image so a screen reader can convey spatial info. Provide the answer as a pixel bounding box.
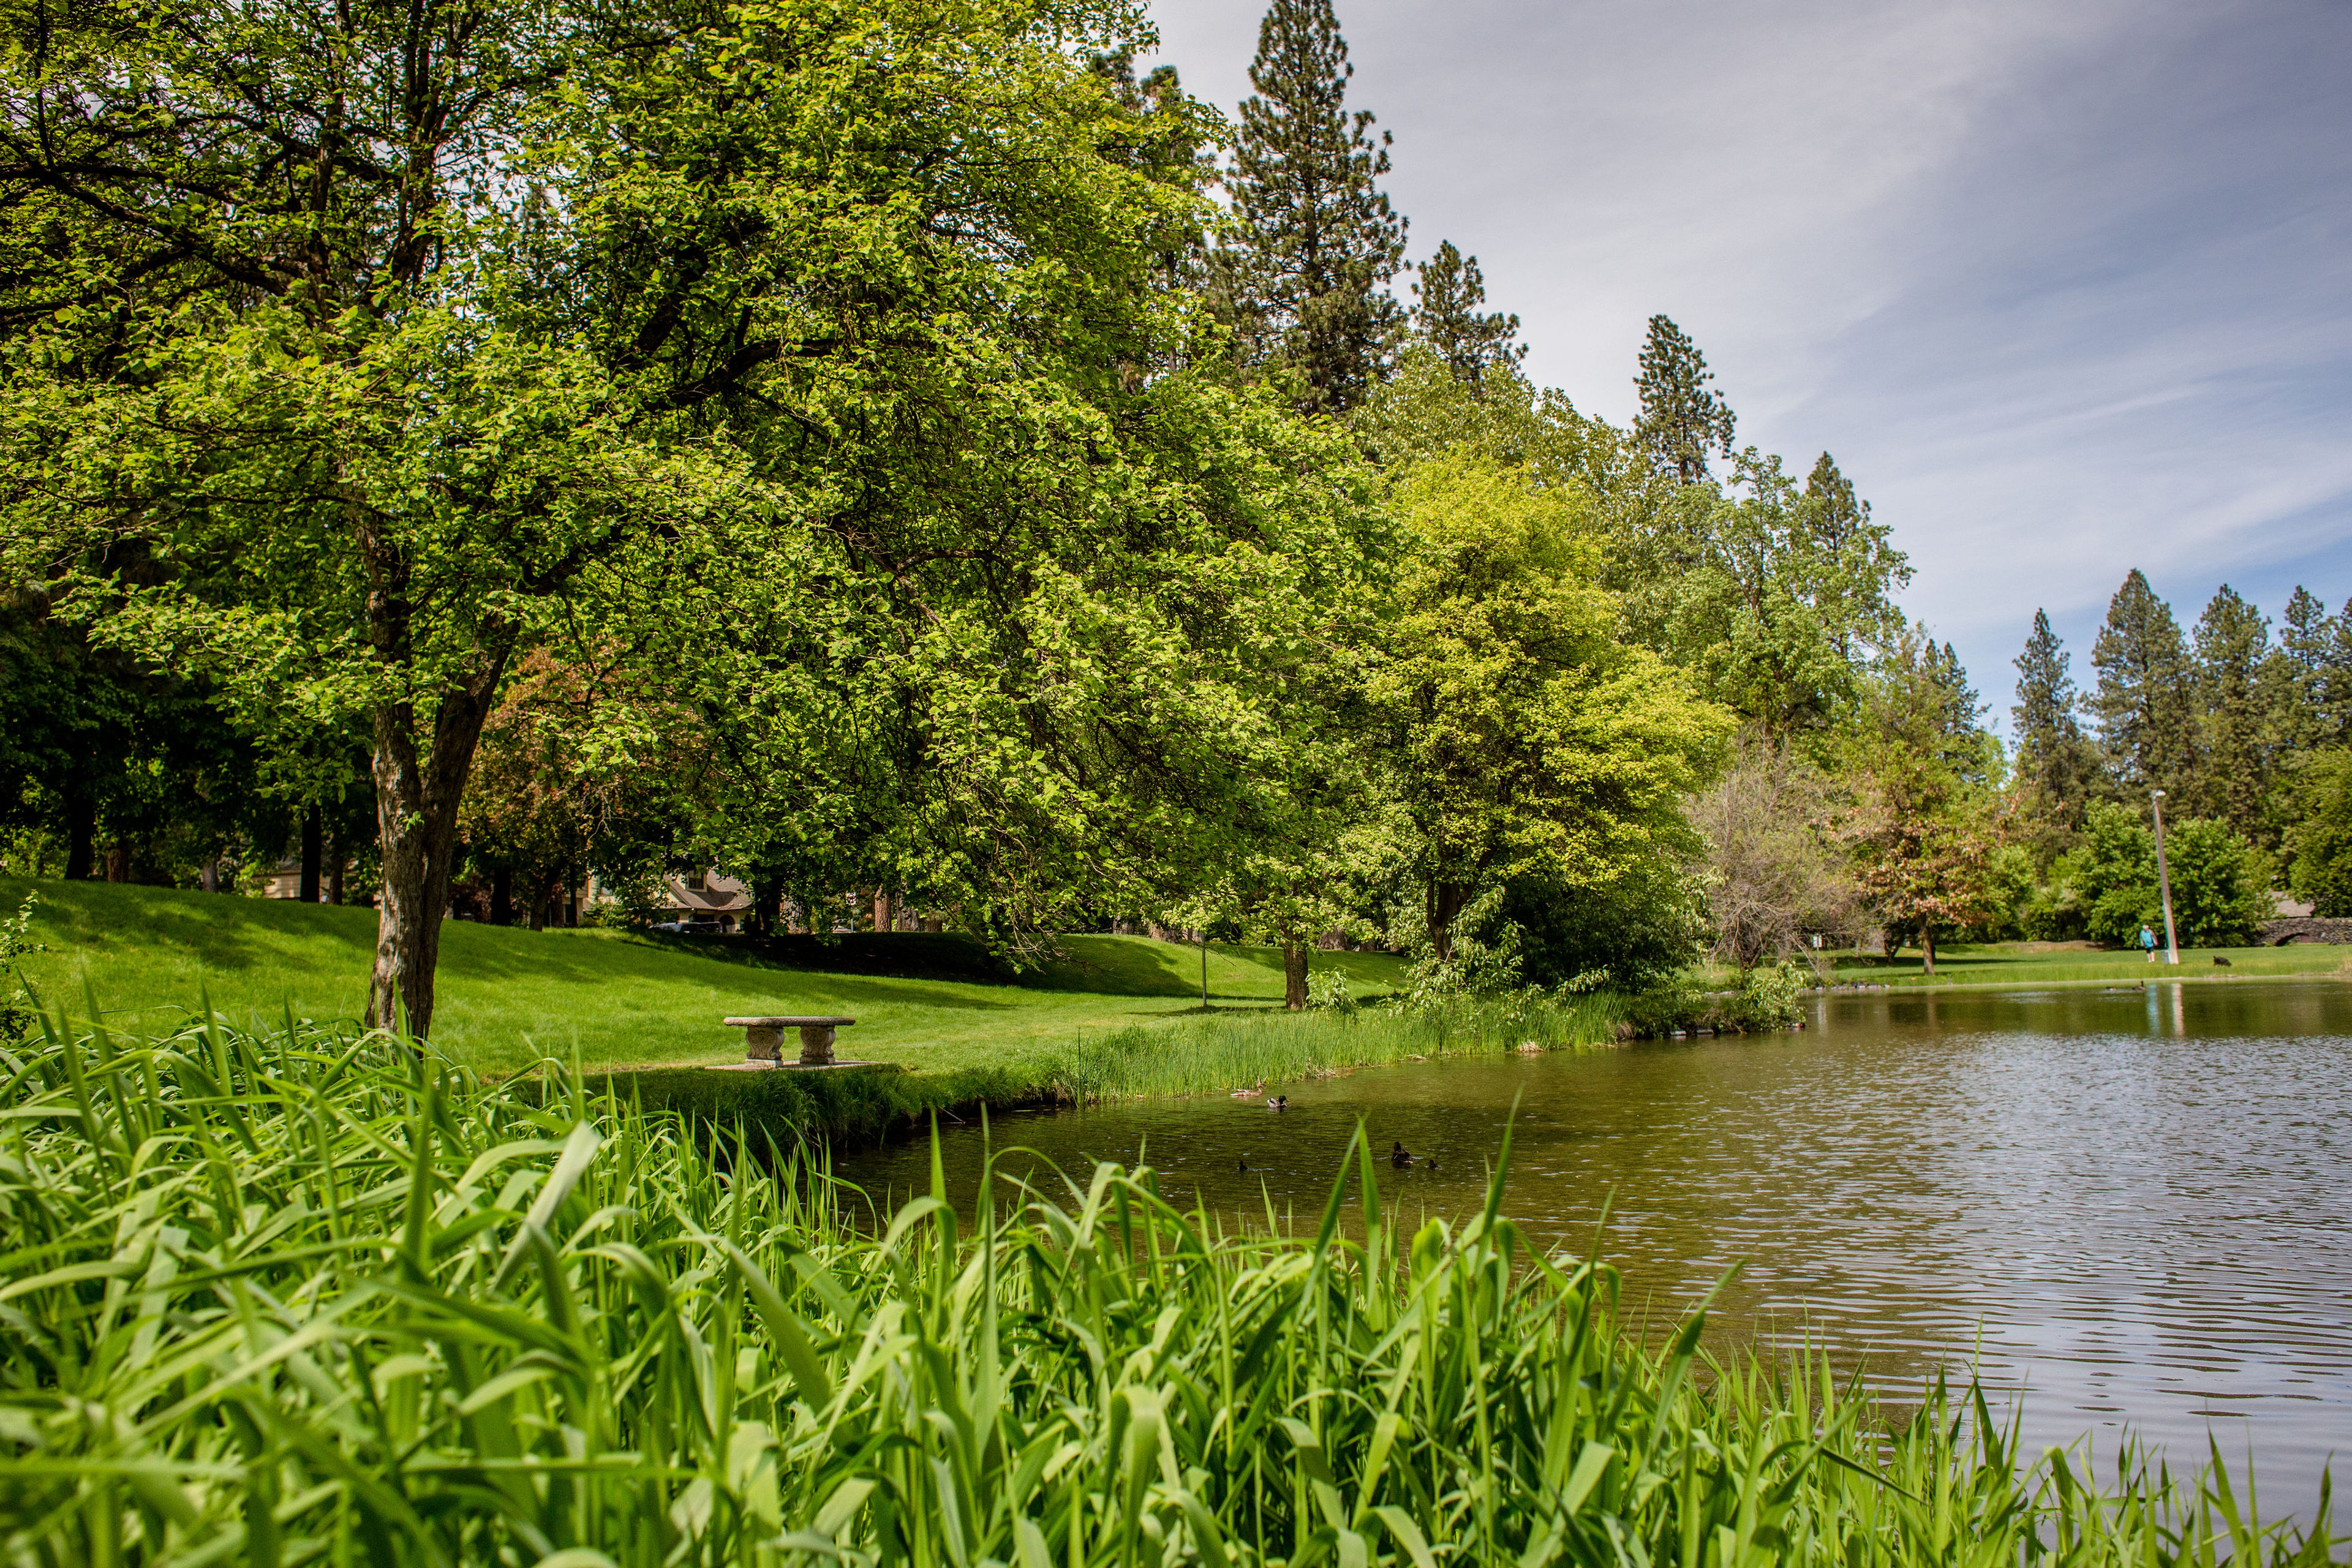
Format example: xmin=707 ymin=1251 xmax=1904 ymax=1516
xmin=835 ymin=977 xmax=2352 ymax=1515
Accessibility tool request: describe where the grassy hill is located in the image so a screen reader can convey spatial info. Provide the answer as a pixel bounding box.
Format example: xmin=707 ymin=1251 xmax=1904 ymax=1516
xmin=2 ymin=878 xmax=1409 ymax=1079
xmin=1827 ymin=939 xmax=2352 ymax=989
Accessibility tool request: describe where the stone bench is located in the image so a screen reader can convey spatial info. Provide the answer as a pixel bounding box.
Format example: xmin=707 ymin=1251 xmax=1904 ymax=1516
xmin=722 ymin=1016 xmax=858 ymax=1068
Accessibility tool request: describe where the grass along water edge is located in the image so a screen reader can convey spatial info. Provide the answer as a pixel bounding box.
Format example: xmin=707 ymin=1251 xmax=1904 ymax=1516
xmin=0 ymin=1008 xmax=2340 ymax=1566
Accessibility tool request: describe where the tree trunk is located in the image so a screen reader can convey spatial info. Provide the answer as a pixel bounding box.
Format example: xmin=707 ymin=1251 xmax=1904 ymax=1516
xmin=326 ymin=835 xmax=344 ymax=906
xmin=873 ymin=888 xmax=892 ymax=932
xmin=1921 ymin=927 xmax=1937 ymax=976
xmin=1284 ymin=942 xmax=1309 ymax=1011
xmin=105 ymin=839 xmax=131 ymax=882
xmin=923 ymin=914 xmax=943 ymax=934
xmin=1426 ymin=881 xmax=1468 ymax=963
xmin=64 ymin=792 xmax=94 ymax=880
xmin=490 ymin=865 xmax=513 ymax=926
xmin=300 ymin=808 xmax=322 ymax=903
xmin=752 ymin=871 xmax=782 ymax=938
xmin=364 ymin=631 xmax=511 ymax=1041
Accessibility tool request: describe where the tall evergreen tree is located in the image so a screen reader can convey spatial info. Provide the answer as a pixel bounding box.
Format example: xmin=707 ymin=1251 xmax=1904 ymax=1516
xmin=2190 ymin=584 xmax=2272 ymax=840
xmin=1634 ymin=315 xmax=1736 ymax=484
xmin=2010 ymin=609 xmax=2102 ymax=865
xmin=2089 ymin=570 xmax=2195 ymax=798
xmin=2277 ymin=587 xmax=2333 ymax=747
xmin=1411 ymin=240 xmax=1523 ymax=390
xmin=2275 ymin=586 xmax=2352 ymax=746
xmin=1223 ymin=0 xmax=1406 ymax=417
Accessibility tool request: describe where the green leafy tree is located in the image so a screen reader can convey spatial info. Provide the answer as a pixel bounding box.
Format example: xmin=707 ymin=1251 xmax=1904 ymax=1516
xmin=0 ymin=0 xmax=744 ymax=1034
xmin=1367 ymin=451 xmax=1729 ymax=963
xmin=2283 ymin=748 xmax=2352 ymax=916
xmin=1411 ymin=241 xmax=1523 ymax=390
xmin=1836 ymin=628 xmax=2003 ymax=973
xmin=2162 ymin=817 xmax=2274 ymax=944
xmin=2056 ymin=801 xmax=2160 ymax=946
xmin=1634 ymin=315 xmax=1736 ymax=484
xmin=2188 ymin=584 xmax=2273 ymax=841
xmin=1221 ymin=0 xmax=1408 ymax=416
xmin=2010 ymin=609 xmax=2105 ymax=867
xmin=1 ymin=0 xmax=1287 ymax=1038
xmin=2089 ymin=570 xmax=2195 ymax=797
xmin=2057 ymin=800 xmax=2271 ymax=946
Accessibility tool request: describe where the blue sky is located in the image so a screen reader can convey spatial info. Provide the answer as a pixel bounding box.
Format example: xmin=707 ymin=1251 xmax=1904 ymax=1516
xmin=1146 ymin=0 xmax=2352 ymax=728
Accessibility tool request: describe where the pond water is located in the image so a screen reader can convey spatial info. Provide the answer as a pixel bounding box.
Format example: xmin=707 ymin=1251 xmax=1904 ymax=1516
xmin=835 ymin=978 xmax=2352 ymax=1514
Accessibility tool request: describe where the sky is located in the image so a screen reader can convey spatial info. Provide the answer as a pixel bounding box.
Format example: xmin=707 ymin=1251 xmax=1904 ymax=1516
xmin=1140 ymin=0 xmax=2352 ymax=729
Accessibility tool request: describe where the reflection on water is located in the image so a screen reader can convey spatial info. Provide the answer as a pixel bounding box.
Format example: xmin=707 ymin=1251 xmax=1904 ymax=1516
xmin=837 ymin=978 xmax=2352 ymax=1510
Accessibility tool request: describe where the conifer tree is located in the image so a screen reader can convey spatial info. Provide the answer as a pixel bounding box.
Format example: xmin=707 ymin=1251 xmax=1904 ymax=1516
xmin=2089 ymin=570 xmax=2195 ymax=797
xmin=1411 ymin=240 xmax=1523 ymax=389
xmin=2010 ymin=609 xmax=2102 ymax=865
xmin=1224 ymin=0 xmax=1407 ymax=417
xmin=2276 ymin=586 xmax=2352 ymax=745
xmin=1634 ymin=315 xmax=1736 ymax=484
xmin=2190 ymin=585 xmax=2274 ymax=841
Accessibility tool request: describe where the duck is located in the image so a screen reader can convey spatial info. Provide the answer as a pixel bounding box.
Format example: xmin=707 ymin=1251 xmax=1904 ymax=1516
xmin=1230 ymin=1080 xmax=1266 ymax=1099
xmin=1390 ymin=1140 xmax=1416 ymax=1167
xmin=1267 ymin=1095 xmax=1289 ymax=1112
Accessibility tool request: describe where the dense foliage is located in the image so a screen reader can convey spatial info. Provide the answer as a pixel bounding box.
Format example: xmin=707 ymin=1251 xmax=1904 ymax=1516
xmin=1 ymin=0 xmax=2341 ymax=1017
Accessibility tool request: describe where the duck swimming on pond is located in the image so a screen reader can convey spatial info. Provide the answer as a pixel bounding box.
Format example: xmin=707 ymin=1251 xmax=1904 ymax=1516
xmin=1390 ymin=1140 xmax=1415 ymax=1167
xmin=1267 ymin=1095 xmax=1289 ymax=1111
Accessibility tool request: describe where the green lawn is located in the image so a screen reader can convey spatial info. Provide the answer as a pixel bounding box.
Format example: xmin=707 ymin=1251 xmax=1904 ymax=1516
xmin=2 ymin=878 xmax=1409 ymax=1078
xmin=1827 ymin=938 xmax=2351 ymax=989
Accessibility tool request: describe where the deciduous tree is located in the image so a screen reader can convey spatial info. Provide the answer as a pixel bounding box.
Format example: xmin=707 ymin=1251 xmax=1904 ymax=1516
xmin=1368 ymin=452 xmax=1728 ymax=963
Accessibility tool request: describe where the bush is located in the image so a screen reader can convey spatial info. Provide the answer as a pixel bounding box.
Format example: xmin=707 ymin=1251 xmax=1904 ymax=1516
xmin=2162 ymin=817 xmax=2274 ymax=945
xmin=0 ymin=891 xmax=42 ymax=1041
xmin=2055 ymin=801 xmax=2270 ymax=946
xmin=1306 ymin=965 xmax=1357 ymax=1013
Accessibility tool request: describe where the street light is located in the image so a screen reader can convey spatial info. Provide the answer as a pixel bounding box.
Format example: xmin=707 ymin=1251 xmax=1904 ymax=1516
xmin=2150 ymin=788 xmax=2180 ymax=965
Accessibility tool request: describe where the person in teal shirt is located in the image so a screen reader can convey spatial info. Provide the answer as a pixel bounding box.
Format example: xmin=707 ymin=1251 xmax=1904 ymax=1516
xmin=2140 ymin=924 xmax=2157 ymax=961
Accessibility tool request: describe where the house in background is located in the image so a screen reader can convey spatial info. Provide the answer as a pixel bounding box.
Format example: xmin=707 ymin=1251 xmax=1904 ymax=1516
xmin=652 ymin=868 xmax=750 ymax=932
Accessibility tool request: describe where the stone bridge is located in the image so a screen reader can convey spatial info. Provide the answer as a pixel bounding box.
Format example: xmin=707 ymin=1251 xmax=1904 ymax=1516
xmin=2256 ymin=916 xmax=2352 ymax=946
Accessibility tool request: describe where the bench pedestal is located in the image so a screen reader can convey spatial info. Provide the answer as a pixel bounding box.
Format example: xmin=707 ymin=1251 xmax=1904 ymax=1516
xmin=723 ymin=1015 xmax=856 ymax=1069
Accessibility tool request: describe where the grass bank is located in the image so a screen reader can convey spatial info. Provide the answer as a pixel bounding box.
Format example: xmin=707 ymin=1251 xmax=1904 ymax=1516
xmin=2 ymin=876 xmax=1407 ymax=1080
xmin=3 ymin=1012 xmax=2337 ymax=1566
xmin=1826 ymin=940 xmax=2352 ymax=991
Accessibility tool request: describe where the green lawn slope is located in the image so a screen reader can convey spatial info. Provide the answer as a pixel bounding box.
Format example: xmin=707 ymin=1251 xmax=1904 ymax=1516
xmin=1828 ymin=939 xmax=2351 ymax=989
xmin=2 ymin=878 xmax=1408 ymax=1079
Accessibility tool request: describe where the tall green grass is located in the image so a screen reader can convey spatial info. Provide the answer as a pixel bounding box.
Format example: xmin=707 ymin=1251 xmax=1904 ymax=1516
xmin=1050 ymin=992 xmax=1628 ymax=1103
xmin=1 ymin=1009 xmax=2338 ymax=1566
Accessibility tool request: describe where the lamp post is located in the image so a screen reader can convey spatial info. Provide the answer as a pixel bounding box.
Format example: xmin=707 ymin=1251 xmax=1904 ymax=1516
xmin=2150 ymin=788 xmax=2180 ymax=965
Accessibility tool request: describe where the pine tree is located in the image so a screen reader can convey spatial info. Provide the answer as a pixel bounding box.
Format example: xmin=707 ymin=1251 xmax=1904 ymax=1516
xmin=1223 ymin=0 xmax=1407 ymax=417
xmin=1411 ymin=240 xmax=1523 ymax=389
xmin=2089 ymin=570 xmax=2195 ymax=797
xmin=2011 ymin=609 xmax=2102 ymax=864
xmin=2189 ymin=585 xmax=2273 ymax=840
xmin=1634 ymin=315 xmax=1736 ymax=484
xmin=2276 ymin=586 xmax=2352 ymax=745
